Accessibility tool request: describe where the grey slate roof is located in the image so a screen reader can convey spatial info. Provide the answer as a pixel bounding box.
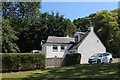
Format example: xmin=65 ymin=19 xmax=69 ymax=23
xmin=46 ymin=31 xmax=90 ymax=50
xmin=46 ymin=36 xmax=75 ymax=44
xmin=68 ymin=31 xmax=90 ymax=50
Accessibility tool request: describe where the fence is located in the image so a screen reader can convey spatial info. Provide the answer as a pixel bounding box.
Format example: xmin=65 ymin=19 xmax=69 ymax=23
xmin=46 ymin=58 xmax=64 ymax=68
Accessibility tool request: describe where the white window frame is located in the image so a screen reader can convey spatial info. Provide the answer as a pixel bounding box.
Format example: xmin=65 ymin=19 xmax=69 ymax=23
xmin=53 ymin=45 xmax=58 ymax=52
xmin=75 ymin=36 xmax=78 ymax=42
xmin=61 ymin=45 xmax=65 ymax=52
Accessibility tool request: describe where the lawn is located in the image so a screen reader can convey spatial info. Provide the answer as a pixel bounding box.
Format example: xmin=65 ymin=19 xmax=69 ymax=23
xmin=2 ymin=63 xmax=120 ymax=80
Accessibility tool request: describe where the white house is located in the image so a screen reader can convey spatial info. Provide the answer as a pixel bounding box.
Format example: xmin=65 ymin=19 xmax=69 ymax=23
xmin=42 ymin=36 xmax=74 ymax=58
xmin=42 ymin=36 xmax=74 ymax=67
xmin=68 ymin=27 xmax=106 ymax=63
xmin=42 ymin=27 xmax=106 ymax=67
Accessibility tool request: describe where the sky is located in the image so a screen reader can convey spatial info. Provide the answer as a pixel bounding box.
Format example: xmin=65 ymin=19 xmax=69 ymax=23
xmin=41 ymin=2 xmax=118 ymax=21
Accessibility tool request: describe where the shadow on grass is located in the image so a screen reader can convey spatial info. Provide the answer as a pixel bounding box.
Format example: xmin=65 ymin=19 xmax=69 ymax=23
xmin=22 ymin=63 xmax=119 ymax=80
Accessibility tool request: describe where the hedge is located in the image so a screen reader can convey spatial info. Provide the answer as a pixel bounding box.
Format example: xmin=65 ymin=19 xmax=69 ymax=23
xmin=2 ymin=53 xmax=45 ymax=72
xmin=64 ymin=53 xmax=81 ymax=66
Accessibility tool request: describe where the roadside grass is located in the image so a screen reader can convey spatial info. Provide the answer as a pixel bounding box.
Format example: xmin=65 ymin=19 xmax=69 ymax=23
xmin=2 ymin=63 xmax=120 ymax=80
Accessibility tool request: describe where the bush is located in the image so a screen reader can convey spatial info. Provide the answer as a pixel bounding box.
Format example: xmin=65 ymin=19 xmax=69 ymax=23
xmin=64 ymin=53 xmax=81 ymax=66
xmin=2 ymin=53 xmax=45 ymax=72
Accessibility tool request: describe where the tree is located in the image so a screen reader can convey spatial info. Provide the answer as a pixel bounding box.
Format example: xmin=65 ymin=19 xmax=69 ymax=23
xmin=107 ymin=30 xmax=120 ymax=58
xmin=73 ymin=13 xmax=96 ymax=32
xmin=2 ymin=19 xmax=19 ymax=53
xmin=2 ymin=2 xmax=41 ymax=19
xmin=65 ymin=19 xmax=77 ymax=37
xmin=2 ymin=2 xmax=42 ymax=52
xmin=2 ymin=2 xmax=77 ymax=52
xmin=93 ymin=10 xmax=119 ymax=57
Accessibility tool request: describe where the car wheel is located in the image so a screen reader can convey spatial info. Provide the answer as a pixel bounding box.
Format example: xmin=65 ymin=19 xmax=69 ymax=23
xmin=109 ymin=58 xmax=113 ymax=63
xmin=88 ymin=61 xmax=92 ymax=64
xmin=89 ymin=62 xmax=92 ymax=64
xmin=97 ymin=59 xmax=101 ymax=64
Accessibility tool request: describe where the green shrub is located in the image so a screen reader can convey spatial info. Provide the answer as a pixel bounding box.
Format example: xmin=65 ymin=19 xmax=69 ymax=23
xmin=2 ymin=53 xmax=45 ymax=72
xmin=64 ymin=53 xmax=81 ymax=66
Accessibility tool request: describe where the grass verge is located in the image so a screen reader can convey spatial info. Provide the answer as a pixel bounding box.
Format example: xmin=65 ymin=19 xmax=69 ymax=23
xmin=2 ymin=63 xmax=120 ymax=80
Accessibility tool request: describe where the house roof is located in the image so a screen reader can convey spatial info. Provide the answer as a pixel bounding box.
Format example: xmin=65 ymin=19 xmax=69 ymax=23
xmin=46 ymin=36 xmax=75 ymax=44
xmin=68 ymin=31 xmax=90 ymax=50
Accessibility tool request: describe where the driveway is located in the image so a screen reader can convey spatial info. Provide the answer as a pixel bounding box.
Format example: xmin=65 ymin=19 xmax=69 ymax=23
xmin=113 ymin=58 xmax=120 ymax=63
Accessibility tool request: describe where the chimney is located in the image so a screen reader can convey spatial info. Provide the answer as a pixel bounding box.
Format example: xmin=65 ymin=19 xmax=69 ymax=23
xmin=88 ymin=27 xmax=94 ymax=31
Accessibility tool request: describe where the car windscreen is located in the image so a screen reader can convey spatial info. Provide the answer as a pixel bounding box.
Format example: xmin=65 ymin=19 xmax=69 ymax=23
xmin=91 ymin=53 xmax=101 ymax=57
xmin=99 ymin=53 xmax=110 ymax=57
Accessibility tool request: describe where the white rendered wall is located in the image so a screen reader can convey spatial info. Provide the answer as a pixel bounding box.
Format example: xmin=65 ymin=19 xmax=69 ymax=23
xmin=42 ymin=43 xmax=46 ymax=53
xmin=46 ymin=43 xmax=72 ymax=58
xmin=77 ymin=30 xmax=106 ymax=63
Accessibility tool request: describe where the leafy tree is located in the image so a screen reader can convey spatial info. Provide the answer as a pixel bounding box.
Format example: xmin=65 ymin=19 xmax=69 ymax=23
xmin=2 ymin=2 xmax=76 ymax=52
xmin=108 ymin=31 xmax=120 ymax=58
xmin=73 ymin=13 xmax=96 ymax=32
xmin=2 ymin=2 xmax=41 ymax=19
xmin=65 ymin=19 xmax=77 ymax=37
xmin=2 ymin=2 xmax=41 ymax=52
xmin=93 ymin=10 xmax=119 ymax=57
xmin=46 ymin=12 xmax=77 ymax=37
xmin=2 ymin=19 xmax=19 ymax=53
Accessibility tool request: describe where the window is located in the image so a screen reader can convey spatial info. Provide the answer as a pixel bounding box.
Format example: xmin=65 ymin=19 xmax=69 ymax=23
xmin=75 ymin=36 xmax=78 ymax=42
xmin=100 ymin=53 xmax=110 ymax=57
xmin=97 ymin=40 xmax=99 ymax=43
xmin=53 ymin=45 xmax=58 ymax=52
xmin=61 ymin=45 xmax=65 ymax=51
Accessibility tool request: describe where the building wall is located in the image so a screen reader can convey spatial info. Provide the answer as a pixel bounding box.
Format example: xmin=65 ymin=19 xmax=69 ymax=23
xmin=45 ymin=43 xmax=72 ymax=58
xmin=77 ymin=30 xmax=106 ymax=63
xmin=42 ymin=43 xmax=46 ymax=53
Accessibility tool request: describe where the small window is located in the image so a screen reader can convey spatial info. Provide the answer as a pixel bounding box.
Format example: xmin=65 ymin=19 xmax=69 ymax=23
xmin=75 ymin=36 xmax=78 ymax=42
xmin=53 ymin=45 xmax=58 ymax=52
xmin=97 ymin=40 xmax=99 ymax=43
xmin=61 ymin=45 xmax=65 ymax=51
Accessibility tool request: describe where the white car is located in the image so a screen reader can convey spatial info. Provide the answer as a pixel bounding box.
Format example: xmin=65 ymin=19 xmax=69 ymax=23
xmin=88 ymin=52 xmax=113 ymax=64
